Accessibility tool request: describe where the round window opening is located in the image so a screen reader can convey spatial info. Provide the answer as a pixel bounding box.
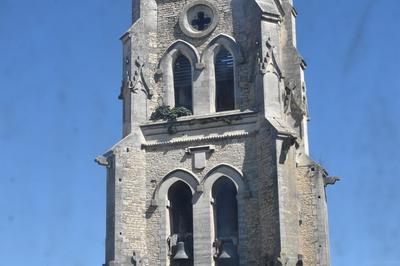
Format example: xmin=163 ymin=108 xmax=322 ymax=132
xmin=188 ymin=5 xmax=213 ymax=31
xmin=180 ymin=1 xmax=219 ymax=38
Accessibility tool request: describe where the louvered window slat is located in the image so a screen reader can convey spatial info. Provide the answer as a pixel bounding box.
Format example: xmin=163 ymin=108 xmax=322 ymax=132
xmin=174 ymin=55 xmax=193 ymax=112
xmin=215 ymin=48 xmax=235 ymax=112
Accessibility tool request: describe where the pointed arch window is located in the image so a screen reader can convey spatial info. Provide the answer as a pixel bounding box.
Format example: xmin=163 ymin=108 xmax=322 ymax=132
xmin=215 ymin=48 xmax=235 ymax=112
xmin=168 ymin=181 xmax=194 ymax=266
xmin=174 ymin=55 xmax=193 ymax=112
xmin=212 ymin=177 xmax=239 ymax=266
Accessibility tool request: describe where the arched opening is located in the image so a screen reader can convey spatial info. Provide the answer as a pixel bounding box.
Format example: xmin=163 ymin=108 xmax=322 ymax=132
xmin=168 ymin=181 xmax=194 ymax=266
xmin=215 ymin=47 xmax=235 ymax=112
xmin=212 ymin=177 xmax=239 ymax=266
xmin=173 ymin=55 xmax=193 ymax=112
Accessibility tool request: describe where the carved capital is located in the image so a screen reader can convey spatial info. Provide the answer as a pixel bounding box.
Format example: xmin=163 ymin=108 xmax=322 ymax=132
xmin=195 ymin=62 xmax=205 ymax=70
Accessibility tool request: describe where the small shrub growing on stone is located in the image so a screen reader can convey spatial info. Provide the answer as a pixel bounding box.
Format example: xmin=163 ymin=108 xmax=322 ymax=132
xmin=150 ymin=105 xmax=192 ymax=135
xmin=150 ymin=105 xmax=192 ymax=121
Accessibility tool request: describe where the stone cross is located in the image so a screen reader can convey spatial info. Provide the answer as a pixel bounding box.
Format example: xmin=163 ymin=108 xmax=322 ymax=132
xmin=191 ymin=12 xmax=211 ymax=30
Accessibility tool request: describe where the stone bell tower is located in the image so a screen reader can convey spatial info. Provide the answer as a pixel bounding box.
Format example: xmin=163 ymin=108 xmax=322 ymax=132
xmin=96 ymin=0 xmax=338 ymax=265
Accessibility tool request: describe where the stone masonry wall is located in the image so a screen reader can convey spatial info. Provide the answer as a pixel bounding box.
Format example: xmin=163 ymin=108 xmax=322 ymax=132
xmin=142 ymin=134 xmax=273 ymax=265
xmin=256 ymin=125 xmax=281 ymax=262
xmin=102 ymin=1 xmax=334 ymax=265
xmin=147 ymin=0 xmax=260 ymax=113
xmin=111 ymin=145 xmax=148 ymax=264
xmin=297 ymin=164 xmax=319 ymax=265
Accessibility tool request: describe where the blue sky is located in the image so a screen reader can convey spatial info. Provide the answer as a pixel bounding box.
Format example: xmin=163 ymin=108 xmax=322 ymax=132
xmin=0 ymin=0 xmax=399 ymax=265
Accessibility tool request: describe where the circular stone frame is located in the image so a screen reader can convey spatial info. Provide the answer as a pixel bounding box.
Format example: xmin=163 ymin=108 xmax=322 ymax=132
xmin=179 ymin=0 xmax=219 ymax=38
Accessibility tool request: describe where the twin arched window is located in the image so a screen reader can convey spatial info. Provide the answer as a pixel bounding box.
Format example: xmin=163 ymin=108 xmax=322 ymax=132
xmin=172 ymin=47 xmax=235 ymax=113
xmin=167 ymin=177 xmax=239 ymax=265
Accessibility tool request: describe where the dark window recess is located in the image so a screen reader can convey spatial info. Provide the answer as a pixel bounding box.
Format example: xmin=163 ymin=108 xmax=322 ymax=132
xmin=215 ymin=48 xmax=235 ymax=112
xmin=168 ymin=181 xmax=194 ymax=266
xmin=191 ymin=11 xmax=212 ymax=31
xmin=212 ymin=177 xmax=239 ymax=266
xmin=174 ymin=55 xmax=193 ymax=112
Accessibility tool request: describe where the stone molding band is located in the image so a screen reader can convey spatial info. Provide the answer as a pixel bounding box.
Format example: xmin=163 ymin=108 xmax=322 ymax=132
xmin=142 ymin=131 xmax=256 ymax=148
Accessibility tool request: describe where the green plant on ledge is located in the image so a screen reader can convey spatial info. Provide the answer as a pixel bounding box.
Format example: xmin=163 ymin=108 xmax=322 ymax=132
xmin=150 ymin=105 xmax=192 ymax=134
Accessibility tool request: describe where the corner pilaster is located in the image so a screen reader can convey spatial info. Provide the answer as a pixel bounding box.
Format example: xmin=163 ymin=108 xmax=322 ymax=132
xmin=274 ymin=132 xmax=300 ymax=265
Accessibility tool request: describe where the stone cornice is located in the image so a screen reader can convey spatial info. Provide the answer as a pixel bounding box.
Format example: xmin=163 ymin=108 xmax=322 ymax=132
xmin=142 ymin=131 xmax=255 ymax=148
xmin=255 ymin=0 xmax=285 ymax=23
xmin=266 ymin=116 xmax=297 ymax=138
xmin=274 ymin=0 xmax=285 ymax=15
xmin=141 ymin=110 xmax=257 ymax=131
xmin=261 ymin=12 xmax=282 ymax=23
xmin=141 ymin=110 xmax=258 ymax=148
xmin=120 ymin=17 xmax=143 ymax=41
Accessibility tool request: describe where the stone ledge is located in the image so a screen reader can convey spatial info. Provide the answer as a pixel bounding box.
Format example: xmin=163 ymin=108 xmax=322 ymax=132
xmin=141 ymin=109 xmax=257 ymax=128
xmin=142 ymin=131 xmax=256 ymax=148
xmin=140 ymin=110 xmax=258 ymax=147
